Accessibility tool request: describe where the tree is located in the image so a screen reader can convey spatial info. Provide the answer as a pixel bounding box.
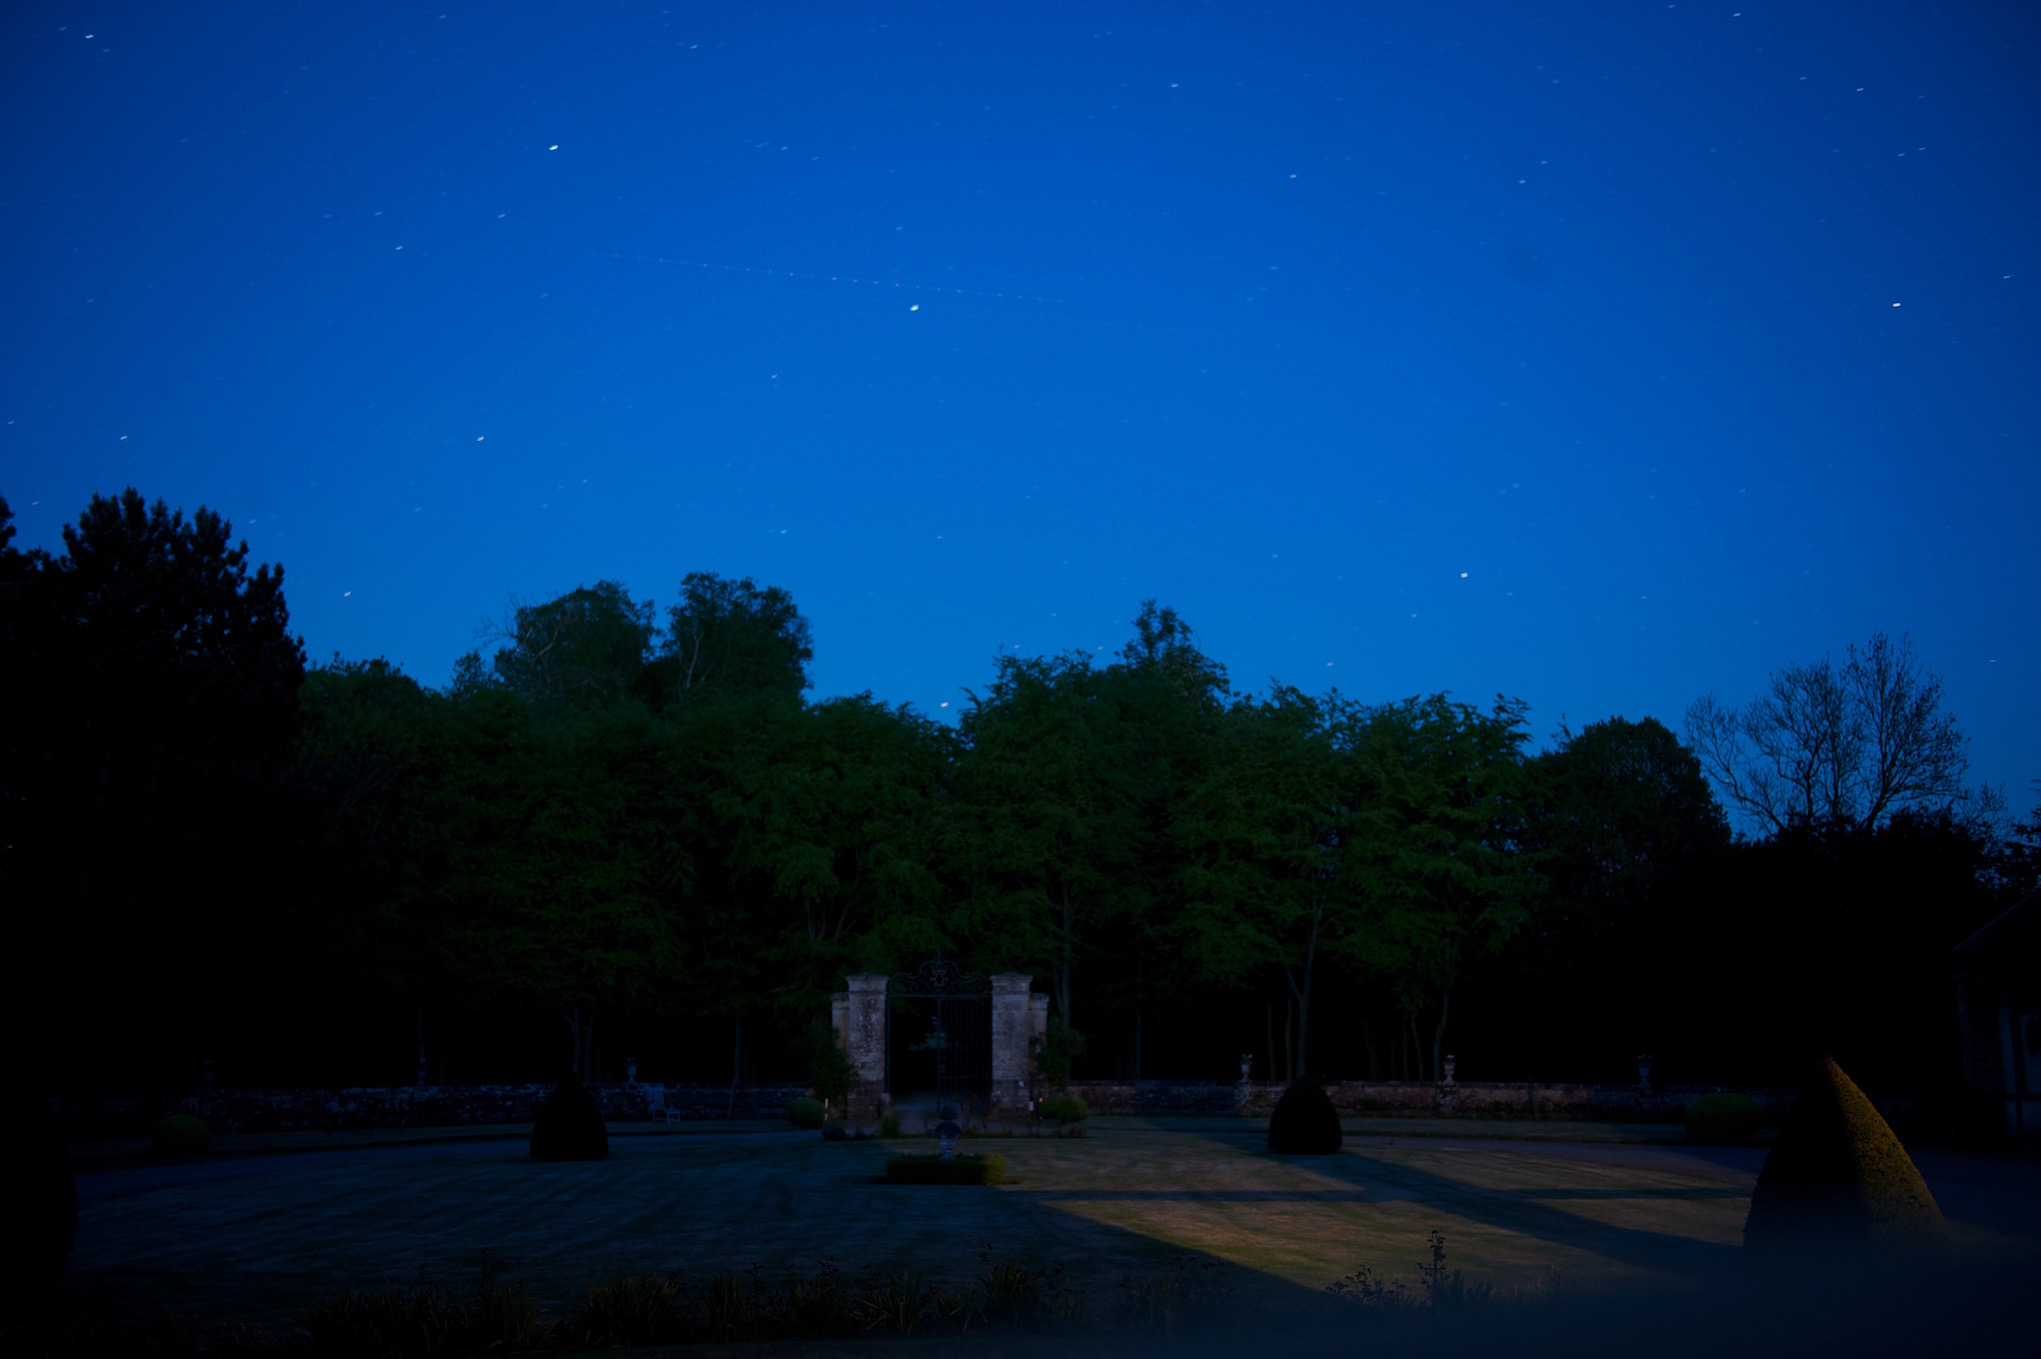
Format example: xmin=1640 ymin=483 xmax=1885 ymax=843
xmin=294 ymin=657 xmax=455 ymax=1083
xmin=1528 ymin=716 xmax=1730 ymax=935
xmin=436 ymin=690 xmax=690 ymax=1080
xmin=488 ymin=580 xmax=655 ymax=707
xmin=1685 ymin=632 xmax=1986 ymax=835
xmin=1338 ymin=695 xmax=1541 ymax=1081
xmin=1492 ymin=716 xmax=1731 ymax=1077
xmin=1 ymin=488 xmax=307 ymax=1086
xmin=651 ymin=571 xmax=813 ymax=710
xmin=953 ymin=651 xmax=1145 ymax=1030
xmin=1096 ymin=602 xmax=1229 ymax=1077
xmin=1173 ymin=686 xmax=1348 ymax=1080
xmin=730 ymin=694 xmax=954 ymax=1031
xmin=1995 ymin=785 xmax=2041 ymax=904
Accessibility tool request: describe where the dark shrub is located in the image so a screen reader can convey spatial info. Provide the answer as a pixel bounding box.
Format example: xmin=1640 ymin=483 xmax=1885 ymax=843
xmin=1036 ymin=1019 xmax=1086 ymax=1089
xmin=300 ymin=1286 xmax=466 ymax=1356
xmin=1 ymin=1092 xmax=76 ymax=1292
xmin=1685 ymin=1092 xmax=1761 ymax=1144
xmin=1268 ymin=1079 xmax=1342 ymax=1154
xmin=151 ymin=1113 xmax=211 ymax=1156
xmin=530 ymin=1080 xmax=608 ymax=1161
xmin=1743 ymin=1057 xmax=1946 ymax=1259
xmin=884 ymin=1153 xmax=1006 ymax=1185
xmin=1036 ymin=1094 xmax=1089 ymax=1123
xmin=804 ymin=1020 xmax=854 ymax=1112
xmin=787 ymin=1096 xmax=826 ymax=1129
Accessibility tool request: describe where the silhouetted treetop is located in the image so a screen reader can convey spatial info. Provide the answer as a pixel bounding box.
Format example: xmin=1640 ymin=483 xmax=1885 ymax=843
xmin=488 ymin=579 xmax=655 ymax=707
xmin=653 ymin=570 xmax=814 ymax=708
xmin=1686 ymin=632 xmax=1986 ymax=835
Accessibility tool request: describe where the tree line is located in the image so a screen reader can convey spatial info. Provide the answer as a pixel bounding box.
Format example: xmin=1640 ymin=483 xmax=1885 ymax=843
xmin=4 ymin=489 xmax=2035 ymax=1101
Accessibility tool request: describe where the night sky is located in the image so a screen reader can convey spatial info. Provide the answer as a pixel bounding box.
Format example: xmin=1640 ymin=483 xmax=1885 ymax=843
xmin=4 ymin=2 xmax=2036 ymax=808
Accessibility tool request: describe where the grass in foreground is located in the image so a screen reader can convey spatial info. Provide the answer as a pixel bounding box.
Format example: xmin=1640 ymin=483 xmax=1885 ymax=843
xmin=13 ymin=1232 xmax=1562 ymax=1355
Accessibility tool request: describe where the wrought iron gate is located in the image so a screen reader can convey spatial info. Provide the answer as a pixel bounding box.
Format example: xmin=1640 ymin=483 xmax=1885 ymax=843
xmin=886 ymin=954 xmax=992 ymax=1115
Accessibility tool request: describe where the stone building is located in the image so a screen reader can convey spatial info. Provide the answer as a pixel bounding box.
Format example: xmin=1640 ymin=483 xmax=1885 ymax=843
xmin=1954 ymin=888 xmax=2041 ymax=1141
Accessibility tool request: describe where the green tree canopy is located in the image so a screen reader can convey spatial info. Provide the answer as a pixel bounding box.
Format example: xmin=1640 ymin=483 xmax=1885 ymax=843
xmin=651 ymin=570 xmax=814 ymax=710
xmin=1337 ymin=695 xmax=1542 ymax=1080
xmin=489 ymin=579 xmax=656 ymax=708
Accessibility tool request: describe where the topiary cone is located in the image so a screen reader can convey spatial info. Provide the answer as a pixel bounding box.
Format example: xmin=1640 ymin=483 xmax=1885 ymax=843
xmin=1267 ymin=1078 xmax=1343 ymax=1154
xmin=530 ymin=1079 xmax=609 ymax=1161
xmin=1742 ymin=1056 xmax=1946 ymax=1258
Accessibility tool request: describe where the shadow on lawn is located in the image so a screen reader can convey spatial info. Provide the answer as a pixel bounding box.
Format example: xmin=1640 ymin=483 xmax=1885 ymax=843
xmin=1157 ymin=1124 xmax=1745 ymax=1281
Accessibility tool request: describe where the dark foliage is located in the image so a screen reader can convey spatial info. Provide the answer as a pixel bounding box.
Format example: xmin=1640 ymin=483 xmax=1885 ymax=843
xmin=0 ymin=489 xmax=307 ymax=1091
xmin=0 ymin=1092 xmax=76 ymax=1295
xmin=1684 ymin=1093 xmax=1761 ymax=1144
xmin=1743 ymin=1057 xmax=1946 ymax=1259
xmin=530 ymin=1080 xmax=608 ymax=1161
xmin=1267 ymin=1078 xmax=1342 ymax=1154
xmin=883 ymin=1153 xmax=1007 ymax=1184
xmin=4 ymin=487 xmax=2024 ymax=1101
xmin=151 ymin=1114 xmax=212 ymax=1156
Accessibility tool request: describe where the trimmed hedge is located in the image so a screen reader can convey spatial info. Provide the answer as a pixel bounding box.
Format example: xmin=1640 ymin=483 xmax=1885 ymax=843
xmin=151 ymin=1114 xmax=212 ymax=1156
xmin=883 ymin=1153 xmax=1007 ymax=1185
xmin=1268 ymin=1079 xmax=1342 ymax=1154
xmin=1743 ymin=1057 xmax=1946 ymax=1258
xmin=1685 ymin=1092 xmax=1761 ymax=1145
xmin=1036 ymin=1094 xmax=1089 ymax=1123
xmin=786 ymin=1097 xmax=825 ymax=1129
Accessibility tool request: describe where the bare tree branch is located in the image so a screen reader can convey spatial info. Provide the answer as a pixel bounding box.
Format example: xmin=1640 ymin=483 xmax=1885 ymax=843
xmin=1684 ymin=632 xmax=1978 ymax=834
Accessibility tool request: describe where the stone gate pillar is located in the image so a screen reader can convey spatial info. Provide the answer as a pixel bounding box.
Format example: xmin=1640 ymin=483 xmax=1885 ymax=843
xmin=990 ymin=974 xmax=1035 ymax=1115
xmin=843 ymin=973 xmax=889 ymax=1120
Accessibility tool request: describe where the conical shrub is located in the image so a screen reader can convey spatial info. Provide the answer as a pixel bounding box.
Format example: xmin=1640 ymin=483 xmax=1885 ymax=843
xmin=1743 ymin=1057 xmax=1945 ymax=1258
xmin=530 ymin=1079 xmax=609 ymax=1161
xmin=1268 ymin=1078 xmax=1342 ymax=1154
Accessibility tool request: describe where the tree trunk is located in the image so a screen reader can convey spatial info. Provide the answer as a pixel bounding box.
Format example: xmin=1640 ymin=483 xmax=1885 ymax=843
xmin=1286 ymin=900 xmax=1323 ymax=1079
xmin=1265 ymin=1003 xmax=1276 ymax=1086
xmin=1132 ymin=952 xmax=1143 ymax=1083
xmin=415 ymin=1002 xmax=428 ymax=1087
xmin=727 ymin=1018 xmax=742 ymax=1118
xmin=1283 ymin=992 xmax=1294 ymax=1082
xmin=1056 ymin=884 xmax=1076 ymax=1028
xmin=563 ymin=1005 xmax=596 ymax=1081
xmin=1430 ymin=981 xmax=1453 ymax=1085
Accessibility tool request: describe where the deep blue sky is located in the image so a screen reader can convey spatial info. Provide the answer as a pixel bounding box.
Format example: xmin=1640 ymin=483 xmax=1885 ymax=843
xmin=4 ymin=2 xmax=2036 ymax=806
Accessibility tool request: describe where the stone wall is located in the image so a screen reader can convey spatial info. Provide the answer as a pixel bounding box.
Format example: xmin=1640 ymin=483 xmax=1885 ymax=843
xmin=53 ymin=1082 xmax=810 ymax=1140
xmin=54 ymin=1077 xmax=1795 ymax=1139
xmin=1066 ymin=1079 xmax=1795 ymax=1123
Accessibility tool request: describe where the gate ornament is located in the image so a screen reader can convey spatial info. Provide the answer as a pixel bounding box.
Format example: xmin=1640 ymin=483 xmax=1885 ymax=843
xmin=890 ymin=952 xmax=989 ymax=997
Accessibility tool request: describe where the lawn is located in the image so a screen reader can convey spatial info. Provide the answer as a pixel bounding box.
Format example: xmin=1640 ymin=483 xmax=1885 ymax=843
xmin=67 ymin=1116 xmax=1806 ymax=1332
